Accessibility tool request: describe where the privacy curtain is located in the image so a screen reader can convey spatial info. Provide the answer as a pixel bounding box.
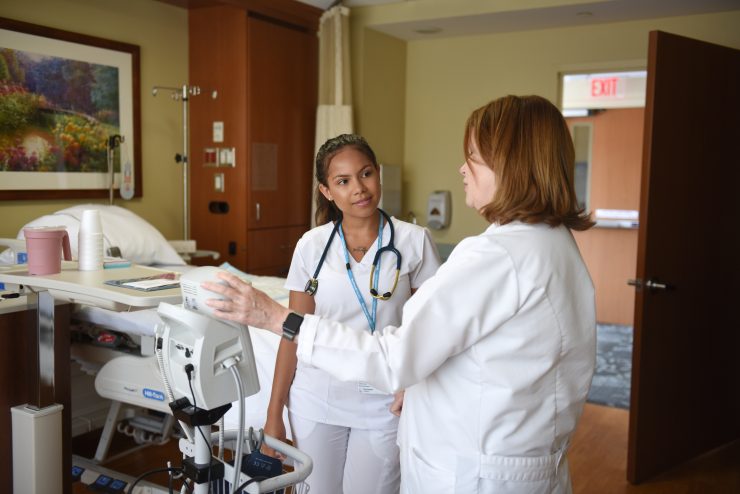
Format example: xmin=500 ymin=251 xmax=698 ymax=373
xmin=312 ymin=5 xmax=353 ymax=226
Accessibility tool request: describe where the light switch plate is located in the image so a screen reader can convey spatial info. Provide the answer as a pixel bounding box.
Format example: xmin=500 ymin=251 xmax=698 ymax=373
xmin=213 ymin=121 xmax=224 ymax=143
xmin=218 ymin=147 xmax=235 ymax=167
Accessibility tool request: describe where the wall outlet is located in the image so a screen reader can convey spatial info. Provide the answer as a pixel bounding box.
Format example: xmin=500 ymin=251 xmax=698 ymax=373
xmin=214 ymin=172 xmax=225 ymax=192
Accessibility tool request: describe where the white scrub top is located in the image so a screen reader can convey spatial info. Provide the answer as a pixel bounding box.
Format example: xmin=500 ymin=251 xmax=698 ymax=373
xmin=285 ymin=216 xmax=441 ymax=430
xmin=296 ymin=222 xmax=596 ymax=493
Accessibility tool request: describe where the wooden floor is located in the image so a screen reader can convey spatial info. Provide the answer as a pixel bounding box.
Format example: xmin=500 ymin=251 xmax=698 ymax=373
xmin=72 ymin=403 xmax=740 ymax=493
xmin=570 ymin=404 xmax=740 ymax=494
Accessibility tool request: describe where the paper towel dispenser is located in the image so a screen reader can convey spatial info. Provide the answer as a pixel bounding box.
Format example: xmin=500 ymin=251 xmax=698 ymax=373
xmin=427 ymin=190 xmax=451 ymax=230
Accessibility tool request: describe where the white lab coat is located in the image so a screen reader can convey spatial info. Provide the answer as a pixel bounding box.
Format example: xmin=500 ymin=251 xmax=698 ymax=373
xmin=296 ymin=221 xmax=596 ymax=493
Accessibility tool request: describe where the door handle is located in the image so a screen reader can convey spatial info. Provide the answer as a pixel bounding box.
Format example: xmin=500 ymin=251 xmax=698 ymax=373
xmin=255 ymin=202 xmax=261 ymax=222
xmin=627 ymin=278 xmax=671 ymax=291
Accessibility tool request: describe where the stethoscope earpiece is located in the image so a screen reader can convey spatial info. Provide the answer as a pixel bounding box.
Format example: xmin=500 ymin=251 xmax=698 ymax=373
xmin=369 ymin=288 xmax=392 ymax=300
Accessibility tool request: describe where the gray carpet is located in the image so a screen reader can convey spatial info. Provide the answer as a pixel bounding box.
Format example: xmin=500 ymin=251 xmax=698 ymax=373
xmin=587 ymin=323 xmax=633 ymax=409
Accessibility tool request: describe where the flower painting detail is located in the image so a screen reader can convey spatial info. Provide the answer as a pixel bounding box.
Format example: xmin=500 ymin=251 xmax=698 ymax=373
xmin=0 ymin=46 xmax=120 ymax=173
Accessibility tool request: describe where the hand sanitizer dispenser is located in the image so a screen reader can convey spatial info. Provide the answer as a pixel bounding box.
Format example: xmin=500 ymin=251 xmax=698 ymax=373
xmin=427 ymin=190 xmax=451 ymax=230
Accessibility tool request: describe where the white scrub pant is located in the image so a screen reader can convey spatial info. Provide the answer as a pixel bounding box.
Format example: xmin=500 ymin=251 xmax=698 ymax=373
xmin=289 ymin=412 xmax=401 ymax=494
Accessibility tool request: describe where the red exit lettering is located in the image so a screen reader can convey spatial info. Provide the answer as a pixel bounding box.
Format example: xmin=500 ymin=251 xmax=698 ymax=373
xmin=591 ymin=77 xmax=619 ymax=97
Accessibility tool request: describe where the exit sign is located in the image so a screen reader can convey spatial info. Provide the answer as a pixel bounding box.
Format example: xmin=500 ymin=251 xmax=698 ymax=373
xmin=562 ymin=70 xmax=646 ymax=110
xmin=591 ymin=77 xmax=622 ymax=98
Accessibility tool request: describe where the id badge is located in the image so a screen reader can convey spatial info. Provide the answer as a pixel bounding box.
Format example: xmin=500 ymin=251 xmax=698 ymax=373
xmin=358 ymin=381 xmax=385 ymax=395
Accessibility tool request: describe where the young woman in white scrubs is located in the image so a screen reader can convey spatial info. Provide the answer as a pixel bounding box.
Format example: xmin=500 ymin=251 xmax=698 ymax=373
xmin=205 ymin=96 xmax=597 ymax=494
xmin=261 ymin=134 xmax=440 ymax=493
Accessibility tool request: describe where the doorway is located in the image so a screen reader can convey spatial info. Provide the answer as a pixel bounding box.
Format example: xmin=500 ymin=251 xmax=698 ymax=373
xmin=561 ymin=70 xmax=646 ymax=412
xmin=568 ymin=108 xmax=643 ymax=327
xmin=568 ymin=108 xmax=643 ymax=411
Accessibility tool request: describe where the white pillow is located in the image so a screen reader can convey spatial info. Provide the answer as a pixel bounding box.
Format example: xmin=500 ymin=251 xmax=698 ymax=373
xmin=7 ymin=204 xmax=185 ymax=266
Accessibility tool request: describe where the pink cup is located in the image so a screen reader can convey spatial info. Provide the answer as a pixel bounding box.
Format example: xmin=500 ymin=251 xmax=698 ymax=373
xmin=24 ymin=227 xmax=72 ymax=276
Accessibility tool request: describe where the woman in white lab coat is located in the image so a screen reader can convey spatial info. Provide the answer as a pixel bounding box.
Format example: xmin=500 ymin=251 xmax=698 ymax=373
xmin=205 ymin=95 xmax=597 ymax=494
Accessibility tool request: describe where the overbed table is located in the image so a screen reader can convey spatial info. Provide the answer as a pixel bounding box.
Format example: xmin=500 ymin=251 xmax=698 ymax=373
xmin=0 ymin=263 xmax=182 ymax=494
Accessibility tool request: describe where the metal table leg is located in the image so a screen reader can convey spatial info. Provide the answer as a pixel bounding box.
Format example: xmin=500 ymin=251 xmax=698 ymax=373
xmin=30 ymin=289 xmax=56 ymax=409
xmin=11 ymin=289 xmax=63 ymax=493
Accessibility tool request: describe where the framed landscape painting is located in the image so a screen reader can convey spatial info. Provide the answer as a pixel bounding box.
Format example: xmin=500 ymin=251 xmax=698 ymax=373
xmin=0 ymin=17 xmax=141 ymax=200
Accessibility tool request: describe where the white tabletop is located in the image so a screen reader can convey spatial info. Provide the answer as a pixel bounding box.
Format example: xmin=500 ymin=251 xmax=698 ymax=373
xmin=0 ymin=262 xmax=182 ymax=310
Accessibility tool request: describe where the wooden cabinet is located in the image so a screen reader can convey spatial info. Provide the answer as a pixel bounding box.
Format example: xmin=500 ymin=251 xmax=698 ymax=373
xmin=188 ymin=1 xmax=319 ymax=276
xmin=246 ymin=225 xmax=306 ymax=276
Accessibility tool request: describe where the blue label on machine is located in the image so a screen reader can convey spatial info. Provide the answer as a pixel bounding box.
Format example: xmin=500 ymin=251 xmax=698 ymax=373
xmin=143 ymin=388 xmax=165 ymax=401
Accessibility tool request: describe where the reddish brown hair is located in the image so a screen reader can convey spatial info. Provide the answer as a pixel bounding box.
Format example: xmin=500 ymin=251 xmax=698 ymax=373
xmin=463 ymin=95 xmax=594 ymax=231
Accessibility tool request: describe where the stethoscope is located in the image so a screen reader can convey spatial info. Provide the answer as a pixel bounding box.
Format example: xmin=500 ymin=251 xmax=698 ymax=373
xmin=304 ymin=208 xmax=402 ymax=302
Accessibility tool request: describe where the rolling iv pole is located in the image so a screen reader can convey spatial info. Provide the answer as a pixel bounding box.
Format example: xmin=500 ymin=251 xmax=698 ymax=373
xmin=152 ymin=85 xmax=217 ymax=240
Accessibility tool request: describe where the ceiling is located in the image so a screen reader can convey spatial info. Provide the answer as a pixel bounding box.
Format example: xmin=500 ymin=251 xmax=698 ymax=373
xmin=294 ymin=0 xmax=740 ymax=40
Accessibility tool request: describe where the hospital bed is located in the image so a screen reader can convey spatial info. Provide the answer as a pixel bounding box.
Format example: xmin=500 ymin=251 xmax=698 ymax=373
xmin=1 ymin=204 xmax=293 ymax=465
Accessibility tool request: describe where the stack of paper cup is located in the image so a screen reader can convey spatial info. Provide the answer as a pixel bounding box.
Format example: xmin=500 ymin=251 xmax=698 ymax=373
xmin=78 ymin=209 xmax=104 ymax=271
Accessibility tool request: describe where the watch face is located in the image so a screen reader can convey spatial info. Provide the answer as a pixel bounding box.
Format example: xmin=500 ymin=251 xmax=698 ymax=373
xmin=283 ymin=312 xmax=304 ymax=340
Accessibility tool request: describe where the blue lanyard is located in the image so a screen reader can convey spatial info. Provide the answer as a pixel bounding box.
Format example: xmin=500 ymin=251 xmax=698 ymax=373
xmin=338 ymin=211 xmax=384 ymax=333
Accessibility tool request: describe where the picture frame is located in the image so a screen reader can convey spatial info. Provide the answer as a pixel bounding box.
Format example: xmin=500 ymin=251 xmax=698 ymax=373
xmin=0 ymin=16 xmax=141 ymax=200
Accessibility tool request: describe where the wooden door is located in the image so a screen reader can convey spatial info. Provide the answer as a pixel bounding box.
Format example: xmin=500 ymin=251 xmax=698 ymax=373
xmin=247 ymin=13 xmax=316 ymax=231
xmin=627 ymin=31 xmax=740 ymax=483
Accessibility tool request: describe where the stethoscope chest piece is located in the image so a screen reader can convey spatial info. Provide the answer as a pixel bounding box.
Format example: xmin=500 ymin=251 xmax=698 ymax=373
xmin=305 ymin=278 xmax=319 ymax=296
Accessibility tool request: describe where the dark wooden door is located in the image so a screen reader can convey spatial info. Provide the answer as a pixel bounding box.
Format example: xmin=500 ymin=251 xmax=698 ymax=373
xmin=244 ymin=13 xmax=316 ymax=275
xmin=247 ymin=13 xmax=316 ymax=231
xmin=627 ymin=31 xmax=740 ymax=483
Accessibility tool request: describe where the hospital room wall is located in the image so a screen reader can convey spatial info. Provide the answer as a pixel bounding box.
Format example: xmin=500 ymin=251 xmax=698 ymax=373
xmin=350 ymin=10 xmax=740 ymax=244
xmin=0 ymin=0 xmax=188 ymax=240
xmin=349 ymin=25 xmax=407 ymax=192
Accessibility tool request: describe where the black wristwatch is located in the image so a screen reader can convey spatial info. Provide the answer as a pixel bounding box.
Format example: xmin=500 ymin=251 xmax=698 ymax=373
xmin=282 ymin=312 xmax=304 ymax=342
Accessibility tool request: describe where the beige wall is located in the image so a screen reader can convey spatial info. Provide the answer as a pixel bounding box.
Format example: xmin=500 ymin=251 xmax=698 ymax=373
xmin=0 ymin=0 xmax=188 ymax=240
xmin=352 ymin=10 xmax=740 ymax=243
xmin=350 ymin=23 xmax=407 ymax=176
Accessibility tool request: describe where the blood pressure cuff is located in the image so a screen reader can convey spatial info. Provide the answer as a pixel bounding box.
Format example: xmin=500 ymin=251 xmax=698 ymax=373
xmin=242 ymin=451 xmax=284 ymax=494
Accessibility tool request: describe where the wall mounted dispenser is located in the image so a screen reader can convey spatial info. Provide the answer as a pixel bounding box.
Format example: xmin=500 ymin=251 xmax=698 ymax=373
xmin=427 ymin=190 xmax=451 ymax=230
